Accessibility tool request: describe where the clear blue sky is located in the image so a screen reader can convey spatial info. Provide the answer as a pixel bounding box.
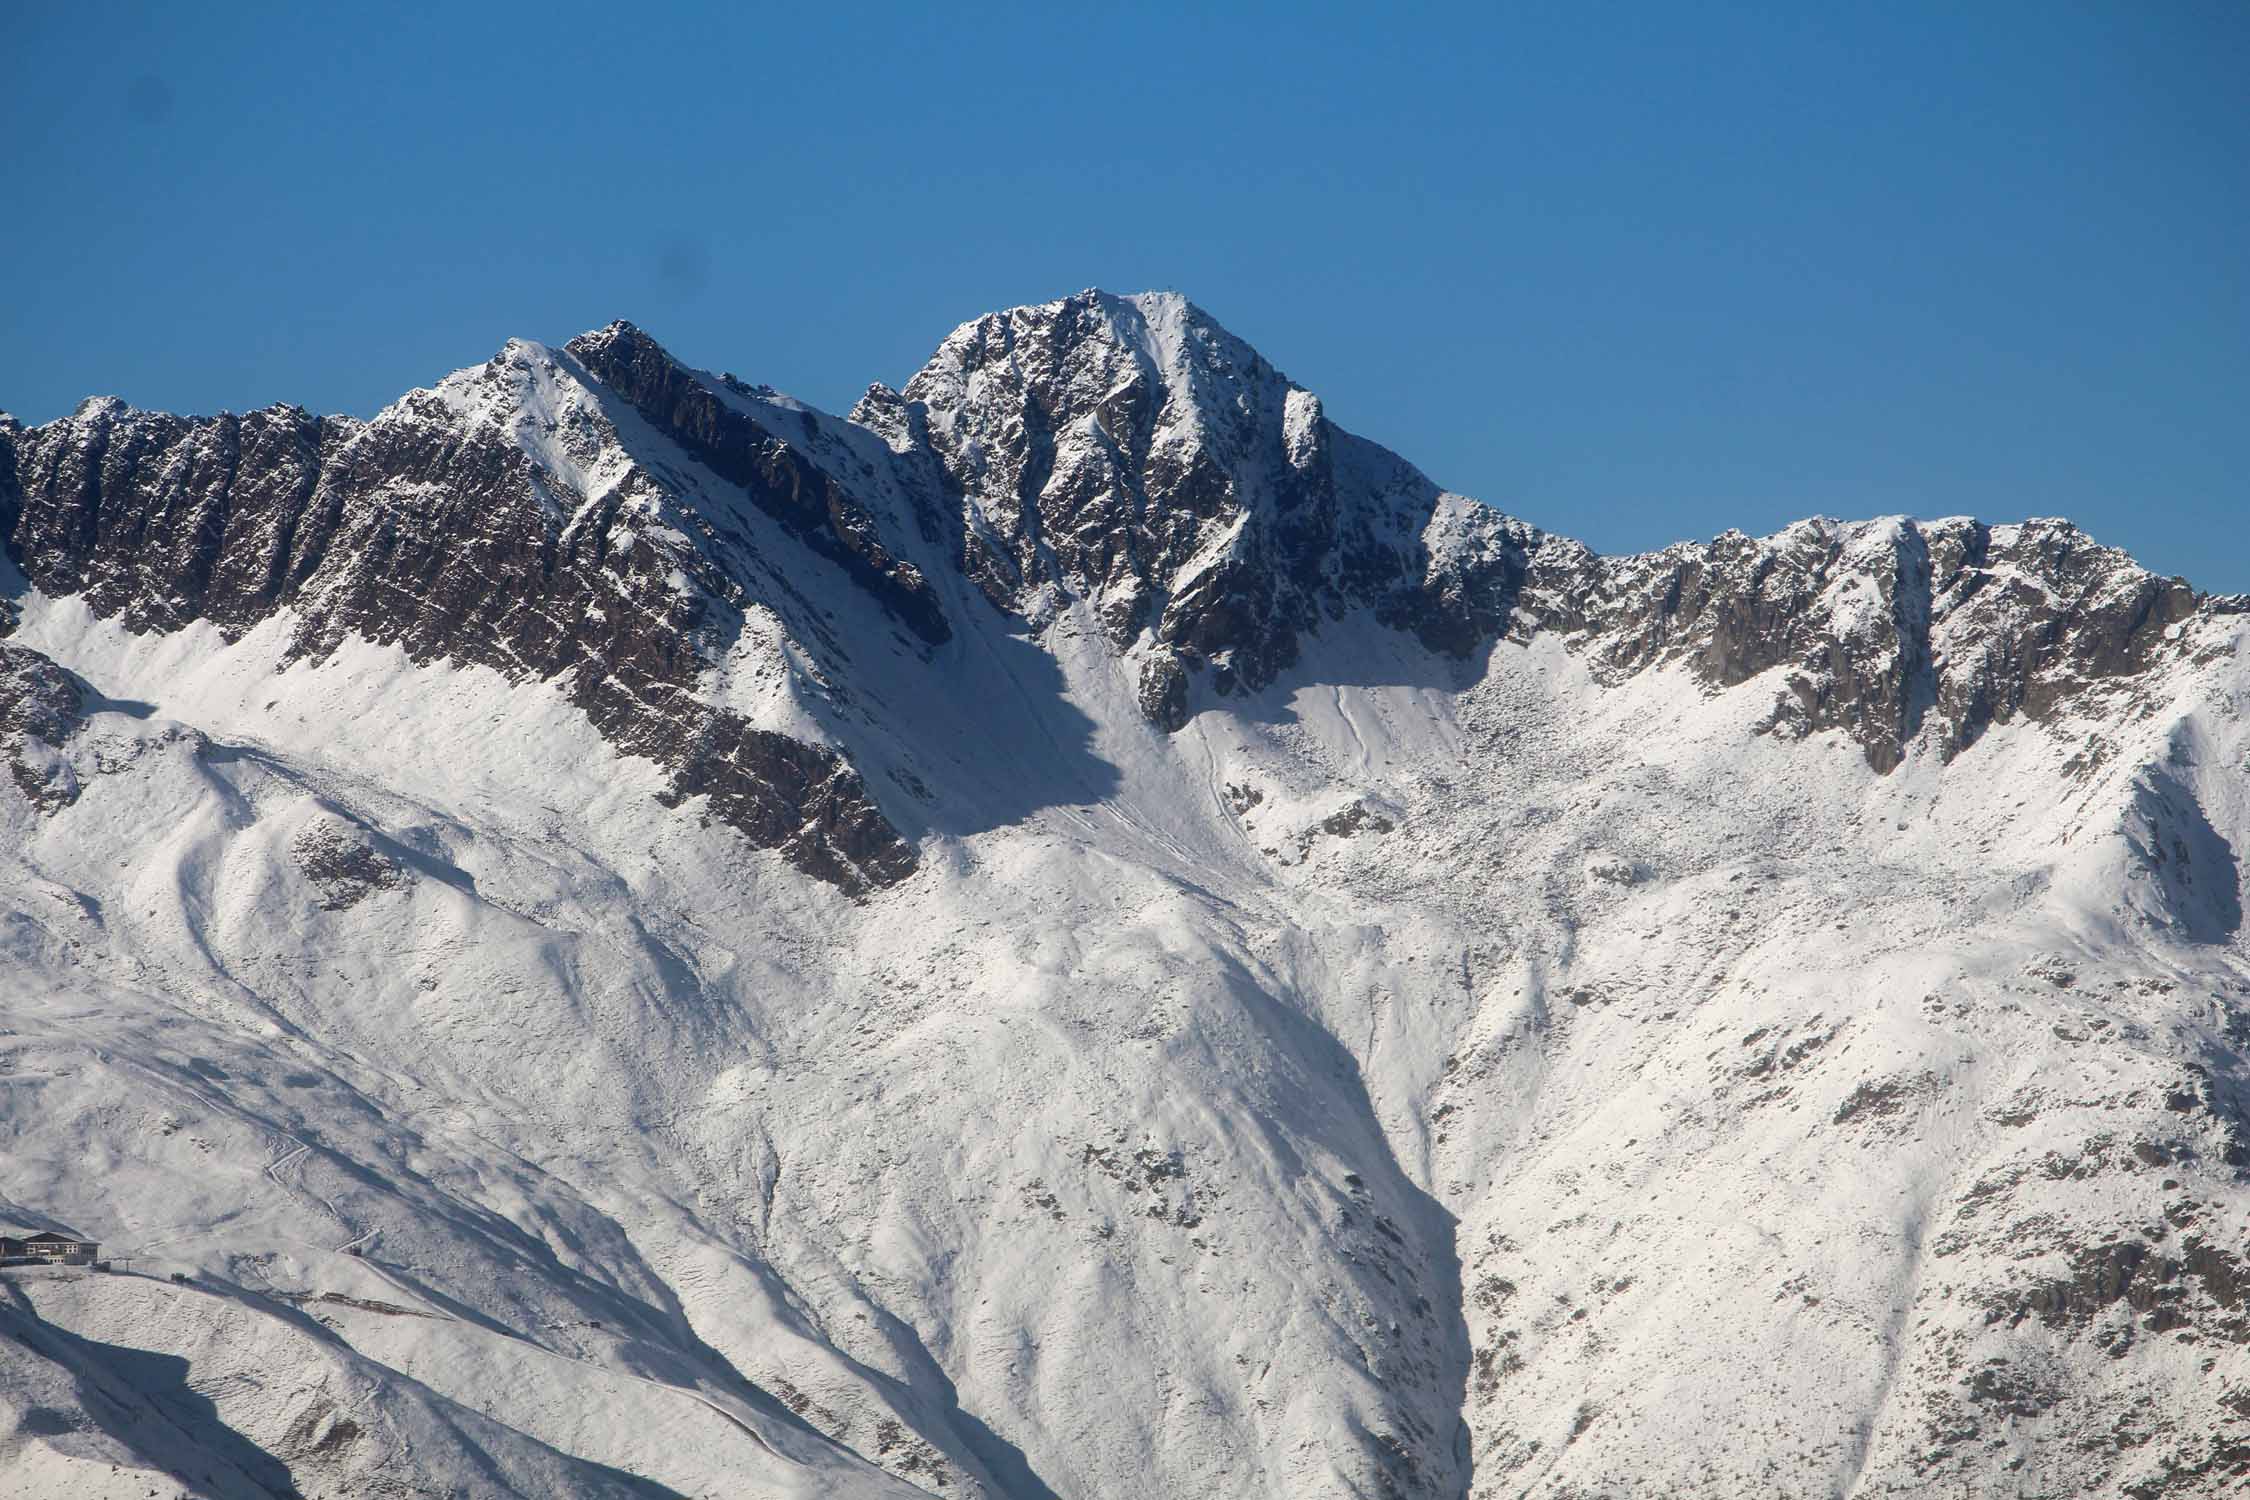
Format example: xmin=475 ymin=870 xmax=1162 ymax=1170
xmin=6 ymin=2 xmax=2245 ymax=588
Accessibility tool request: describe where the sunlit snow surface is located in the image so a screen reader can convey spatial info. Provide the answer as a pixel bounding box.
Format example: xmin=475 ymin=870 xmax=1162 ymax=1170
xmin=3 ymin=307 xmax=2248 ymax=1498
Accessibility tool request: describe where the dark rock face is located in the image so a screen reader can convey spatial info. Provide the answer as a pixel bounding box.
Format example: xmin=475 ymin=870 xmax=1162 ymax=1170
xmin=564 ymin=322 xmax=950 ymax=647
xmin=1511 ymin=515 xmax=2208 ymax=770
xmin=899 ymin=291 xmax=1513 ymax=704
xmin=1137 ymin=651 xmax=1190 ymax=734
xmin=1 ymin=398 xmax=332 ymax=635
xmin=1998 ymin=1234 xmax=2250 ymax=1347
xmin=1 ymin=339 xmax=923 ymax=895
xmin=0 ymin=643 xmax=84 ymax=812
xmin=653 ymin=717 xmax=920 ymax=893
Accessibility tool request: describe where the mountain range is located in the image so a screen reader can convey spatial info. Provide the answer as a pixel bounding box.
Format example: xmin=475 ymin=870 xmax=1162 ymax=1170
xmin=1 ymin=290 xmax=2245 ymax=1498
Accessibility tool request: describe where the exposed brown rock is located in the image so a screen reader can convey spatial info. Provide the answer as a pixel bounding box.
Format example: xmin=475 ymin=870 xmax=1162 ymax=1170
xmin=0 ymin=643 xmax=85 ymax=813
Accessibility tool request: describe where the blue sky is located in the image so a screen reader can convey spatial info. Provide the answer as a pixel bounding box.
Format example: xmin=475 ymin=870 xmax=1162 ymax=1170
xmin=6 ymin=2 xmax=2245 ymax=587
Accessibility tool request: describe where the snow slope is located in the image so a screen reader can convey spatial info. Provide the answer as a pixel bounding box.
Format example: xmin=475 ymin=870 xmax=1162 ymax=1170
xmin=1 ymin=292 xmax=2245 ymax=1498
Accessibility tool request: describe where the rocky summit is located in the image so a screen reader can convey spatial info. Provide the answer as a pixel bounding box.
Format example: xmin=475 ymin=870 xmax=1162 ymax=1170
xmin=1 ymin=291 xmax=2246 ymax=1498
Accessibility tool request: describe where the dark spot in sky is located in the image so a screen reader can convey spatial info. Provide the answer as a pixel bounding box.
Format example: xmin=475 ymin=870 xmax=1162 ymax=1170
xmin=126 ymin=74 xmax=175 ymax=124
xmin=655 ymin=240 xmax=709 ymax=296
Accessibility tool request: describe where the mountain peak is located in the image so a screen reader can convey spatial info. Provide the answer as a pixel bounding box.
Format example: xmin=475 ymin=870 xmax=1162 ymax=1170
xmin=560 ymin=318 xmax=683 ymax=381
xmin=917 ymin=287 xmax=1263 ymax=400
xmin=569 ymin=316 xmax=656 ymax=350
xmin=70 ymin=394 xmax=131 ymax=421
xmin=892 ymin=285 xmax=1463 ymax=718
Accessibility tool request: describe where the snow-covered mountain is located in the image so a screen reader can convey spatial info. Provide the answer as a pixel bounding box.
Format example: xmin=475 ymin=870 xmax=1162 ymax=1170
xmin=1 ymin=290 xmax=2245 ymax=1498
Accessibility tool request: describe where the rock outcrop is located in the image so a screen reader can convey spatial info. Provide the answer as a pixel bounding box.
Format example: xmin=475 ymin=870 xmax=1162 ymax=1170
xmin=0 ymin=642 xmax=84 ymax=812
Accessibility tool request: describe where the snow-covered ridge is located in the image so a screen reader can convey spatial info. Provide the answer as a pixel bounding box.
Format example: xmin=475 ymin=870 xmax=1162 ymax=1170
xmin=4 ymin=292 xmax=2225 ymax=809
xmin=1 ymin=330 xmax=929 ymax=893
